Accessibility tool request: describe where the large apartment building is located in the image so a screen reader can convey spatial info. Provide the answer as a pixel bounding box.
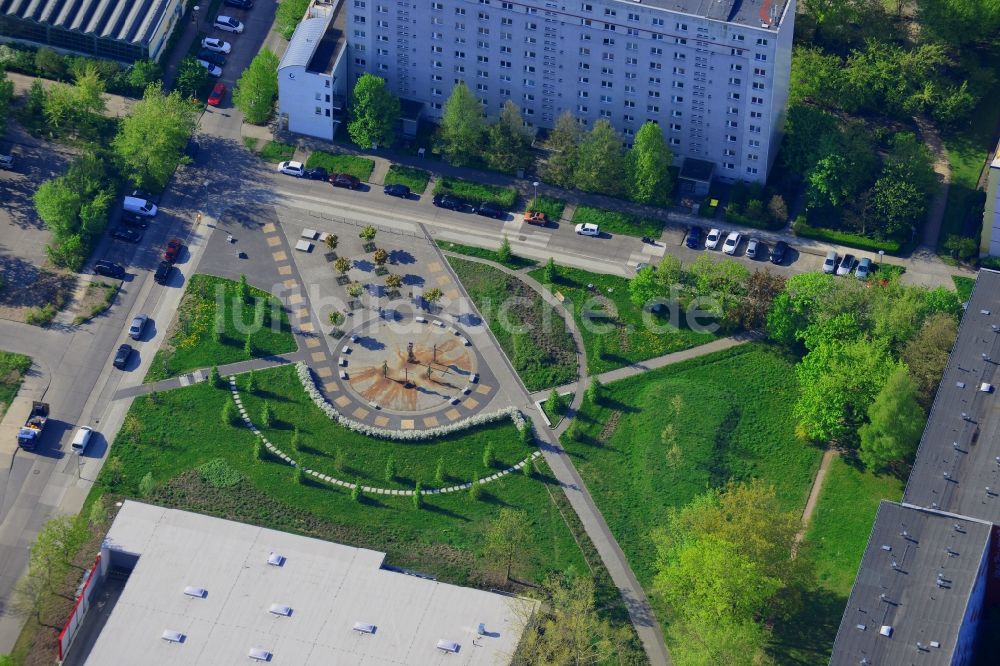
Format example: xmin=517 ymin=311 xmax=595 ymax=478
xmin=345 ymin=0 xmax=794 ymax=188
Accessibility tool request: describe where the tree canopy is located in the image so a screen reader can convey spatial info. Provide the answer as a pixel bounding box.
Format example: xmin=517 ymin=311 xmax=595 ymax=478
xmin=233 ymin=48 xmax=279 ymax=125
xmin=859 ymin=366 xmax=925 ymax=470
xmin=113 ymin=83 xmax=198 ymax=191
xmin=626 ymin=122 xmax=673 ymax=206
xmin=438 ymin=82 xmax=485 ymax=166
xmin=573 ymin=120 xmax=626 ymax=197
xmin=486 ymin=100 xmax=535 ymax=173
xmin=540 ymin=111 xmax=581 ymax=188
xmin=348 ymin=73 xmax=400 ymax=149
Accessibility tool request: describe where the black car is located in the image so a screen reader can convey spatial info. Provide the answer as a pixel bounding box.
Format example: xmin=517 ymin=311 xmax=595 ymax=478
xmin=112 ymin=228 xmax=143 ymax=243
xmin=224 ymin=0 xmax=253 ymax=7
xmin=770 ymin=240 xmax=789 ymax=265
xmin=383 ymin=184 xmax=410 ymax=198
xmin=113 ymin=344 xmax=133 ymax=370
xmin=94 ymin=260 xmax=125 ymax=279
xmin=154 ymin=261 xmax=173 ymax=285
xmin=198 ymin=49 xmax=226 ymax=66
xmin=685 ymin=225 xmax=703 ymax=249
xmin=121 ymin=211 xmax=149 ymax=229
xmin=433 ymin=194 xmax=469 ymax=211
xmin=304 ymin=167 xmax=328 ymax=180
xmin=476 ymin=202 xmax=505 ymax=219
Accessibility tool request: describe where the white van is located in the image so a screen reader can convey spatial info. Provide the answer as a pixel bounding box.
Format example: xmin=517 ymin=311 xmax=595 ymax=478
xmin=70 ymin=426 xmax=93 ymax=454
xmin=123 ymin=196 xmax=158 ymax=217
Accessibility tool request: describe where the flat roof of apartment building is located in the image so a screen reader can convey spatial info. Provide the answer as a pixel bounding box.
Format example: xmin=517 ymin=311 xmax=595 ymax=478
xmin=636 ymin=0 xmax=790 ymax=28
xmin=278 ymin=0 xmax=345 ymax=76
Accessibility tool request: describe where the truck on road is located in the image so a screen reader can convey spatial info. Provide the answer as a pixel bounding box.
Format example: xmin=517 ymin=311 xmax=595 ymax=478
xmin=17 ymin=401 xmax=49 ymax=449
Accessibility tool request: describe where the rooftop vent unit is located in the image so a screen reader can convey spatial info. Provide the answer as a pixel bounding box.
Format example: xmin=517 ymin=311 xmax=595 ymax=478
xmin=881 ymin=545 xmax=892 ymax=551
xmin=161 ymin=630 xmax=186 ymax=643
xmin=879 ymin=625 xmax=893 ymax=637
xmin=353 ymin=622 xmax=377 ymax=634
xmin=268 ymin=604 xmax=293 ymax=617
xmin=957 ymin=381 xmax=966 ymax=388
xmin=248 ymin=647 xmax=272 ymax=661
xmin=981 ymin=383 xmax=994 ymax=393
xmin=183 ymin=586 xmax=207 ymax=598
xmin=856 ymin=624 xmax=866 ymax=631
xmin=930 ymin=641 xmax=941 ymax=648
xmin=437 ymin=639 xmax=461 ymax=653
xmin=981 ymin=310 xmax=991 ymax=315
xmin=917 ymin=642 xmax=929 ymax=652
xmin=267 ymin=552 xmax=285 ymax=567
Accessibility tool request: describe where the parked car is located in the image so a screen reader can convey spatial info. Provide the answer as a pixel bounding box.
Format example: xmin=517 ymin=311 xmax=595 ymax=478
xmin=124 ymin=195 xmax=157 ymax=217
xmin=129 ymin=314 xmax=148 ymax=340
xmin=330 ymin=173 xmax=361 ymax=189
xmin=769 ymin=240 xmax=788 ymax=265
xmin=855 ymin=257 xmax=872 ymax=280
xmin=201 ymin=37 xmax=231 ymax=53
xmin=685 ymin=225 xmax=703 ymax=249
xmin=383 ymin=183 xmax=410 ymax=198
xmin=822 ymin=250 xmax=838 ymax=274
xmin=433 ymin=194 xmax=469 ymax=211
xmin=722 ymin=231 xmax=742 ymax=255
xmin=70 ymin=426 xmax=93 ymax=454
xmin=278 ymin=161 xmax=305 ymax=177
xmin=121 ymin=211 xmax=149 ymax=229
xmin=213 ymin=16 xmax=244 ymax=33
xmin=154 ymin=261 xmax=173 ymax=285
xmin=198 ymin=49 xmax=226 ymax=67
xmin=304 ymin=167 xmax=328 ymax=180
xmin=112 ymin=228 xmax=143 ymax=243
xmin=113 ymin=344 xmax=133 ymax=370
xmin=575 ymin=222 xmax=600 ymax=237
xmin=207 ymin=82 xmax=226 ymax=106
xmin=164 ymin=239 xmax=183 ymax=263
xmin=196 ymin=59 xmax=222 ymax=77
xmin=705 ymin=228 xmax=722 ymax=250
xmin=95 ymin=260 xmax=125 ymax=279
xmin=476 ymin=202 xmax=505 ymax=219
xmin=836 ymin=253 xmax=856 ymax=276
xmin=224 ymin=0 xmax=253 ymax=8
xmin=745 ymin=238 xmax=760 ymax=259
xmin=524 ymin=210 xmax=547 ymax=226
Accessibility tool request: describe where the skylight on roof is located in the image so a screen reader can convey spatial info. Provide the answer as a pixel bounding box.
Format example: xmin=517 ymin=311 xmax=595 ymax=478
xmin=161 ymin=630 xmax=185 ymax=643
xmin=183 ymin=586 xmax=207 ymax=598
xmin=268 ymin=604 xmax=293 ymax=617
xmin=353 ymin=622 xmax=376 ymax=634
xmin=248 ymin=647 xmax=272 ymax=661
xmin=267 ymin=552 xmax=285 ymax=567
xmin=437 ymin=639 xmax=461 ymax=653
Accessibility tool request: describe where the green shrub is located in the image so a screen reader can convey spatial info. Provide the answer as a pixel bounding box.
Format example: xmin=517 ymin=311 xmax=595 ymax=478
xmin=433 ymin=177 xmax=518 ymax=209
xmin=275 ymin=0 xmax=310 ymax=39
xmin=572 ymin=205 xmax=662 ymax=238
xmin=304 ymin=151 xmax=375 ymax=180
xmin=413 ymin=482 xmax=424 ymax=509
xmin=138 ymin=472 xmax=155 ymax=497
xmin=384 ymin=165 xmax=431 ymax=193
xmin=259 ymin=141 xmax=295 ymax=163
xmin=483 ymin=443 xmax=496 ymax=469
xmin=469 ymin=476 xmax=483 ymax=500
xmin=528 ymin=195 xmax=566 ymax=221
xmin=198 ymin=458 xmax=242 ymax=488
xmin=25 ymin=304 xmax=57 ymax=326
xmin=793 ymin=216 xmax=902 ymax=254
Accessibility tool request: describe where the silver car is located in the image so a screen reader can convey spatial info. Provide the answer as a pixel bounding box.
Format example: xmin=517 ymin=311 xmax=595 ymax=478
xmin=129 ymin=314 xmax=148 ymax=340
xmin=746 ymin=238 xmax=760 ymax=259
xmin=822 ymin=250 xmax=838 ymax=274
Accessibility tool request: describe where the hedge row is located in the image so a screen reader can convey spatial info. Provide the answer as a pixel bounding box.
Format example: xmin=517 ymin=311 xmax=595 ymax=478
xmin=433 ymin=177 xmax=518 ymax=209
xmin=792 ymin=216 xmax=902 ymax=254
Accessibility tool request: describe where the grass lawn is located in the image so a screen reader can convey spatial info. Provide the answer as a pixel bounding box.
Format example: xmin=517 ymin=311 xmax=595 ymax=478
xmin=73 ymin=280 xmax=118 ymax=325
xmin=433 ymin=177 xmax=518 ymax=209
xmin=305 ymin=151 xmax=376 ymax=181
xmin=529 ymin=264 xmax=717 ymax=374
xmin=527 ymin=196 xmax=566 ymax=221
xmin=437 ymin=240 xmax=537 ymax=270
xmin=953 ymin=275 xmax=976 ymax=302
xmin=259 ymin=141 xmax=295 ymax=163
xmin=0 ymin=351 xmax=31 ymax=420
xmin=572 ymin=205 xmax=663 ymax=239
xmin=145 ymin=274 xmax=297 ymax=382
xmin=91 ymin=364 xmax=587 ymax=587
xmin=540 ymin=394 xmax=566 ymax=427
xmin=448 ymin=257 xmax=577 ymax=391
xmin=384 ymin=164 xmax=431 ymax=193
xmin=561 ymin=343 xmax=821 ymax=587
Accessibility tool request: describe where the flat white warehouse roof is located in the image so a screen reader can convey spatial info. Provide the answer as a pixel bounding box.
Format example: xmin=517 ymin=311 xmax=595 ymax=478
xmin=84 ymin=501 xmax=534 ymax=665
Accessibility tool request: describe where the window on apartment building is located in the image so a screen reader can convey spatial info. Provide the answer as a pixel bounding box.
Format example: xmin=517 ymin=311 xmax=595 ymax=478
xmin=626 ymin=57 xmax=638 ymax=65
xmin=755 ymin=53 xmax=767 ymax=61
xmin=526 ymin=21 xmax=537 ymax=29
xmin=676 ymin=22 xmax=688 ymax=30
xmin=432 ymin=1 xmax=443 ymax=8
xmin=354 ymin=57 xmax=366 ymax=65
xmin=649 ymin=90 xmax=660 ymax=98
xmin=377 ymin=19 xmax=388 ymax=27
xmin=674 ymin=37 xmax=686 ymax=45
xmin=477 ymin=69 xmax=489 ymax=77
xmin=477 ymin=83 xmax=488 ymax=91
xmin=525 ymin=50 xmax=536 ymax=57
xmin=455 ymin=50 xmax=466 ymax=58
xmin=354 ymin=15 xmax=365 ymax=23
xmin=673 ymin=66 xmax=685 ymax=75
xmin=502 ymin=1 xmax=513 ymax=8
xmin=354 ymin=0 xmax=366 ymax=7
xmin=670 ymin=137 xmax=681 ymax=146
xmin=672 ymin=81 xmax=683 ymax=89
xmin=315 ymin=107 xmax=322 ymax=115
xmin=726 ymin=120 xmax=738 ymax=128
xmin=728 ymin=92 xmax=741 ymax=100
xmin=674 ymin=52 xmax=686 ymax=60
xmin=628 ymin=12 xmax=639 ymax=20
xmin=577 ymin=104 xmax=588 ymax=112
xmin=603 ymin=37 xmax=615 ymax=46
xmin=672 ymin=109 xmax=682 ymax=117
xmin=601 ymin=80 xmax=613 ymax=88
xmin=756 ymin=37 xmax=768 ymax=45
xmin=600 ymin=94 xmax=612 ymax=103
xmin=726 ymin=134 xmax=737 ymax=143
xmin=749 ymin=125 xmax=762 ymax=133
xmin=671 ymin=95 xmax=683 ymax=103
xmin=624 ymin=84 xmax=636 ymax=93
xmin=670 ymin=122 xmax=681 ymax=131
xmin=732 ymin=33 xmax=745 ymax=41
xmin=753 ymin=82 xmax=765 ymax=90
xmin=624 ymin=99 xmax=635 ymax=108
xmin=524 ymin=65 xmax=535 ymax=72
xmin=751 ymin=96 xmax=763 ymax=104
xmin=478 ymin=55 xmax=489 ymax=62
xmin=647 ymin=104 xmax=659 ymax=113
xmin=650 ymin=62 xmax=662 ymax=70
xmin=432 ymin=16 xmax=443 ymax=24
xmin=581 ymin=2 xmax=593 ymax=10
xmin=478 ymin=11 xmax=489 ymax=20
xmin=731 ymin=48 xmax=743 ymax=56
xmin=754 ymin=67 xmax=766 ymax=76
xmin=746 ymin=166 xmax=758 ymax=174
xmin=652 ymin=17 xmax=664 ymax=26
xmin=455 ymin=7 xmax=465 ymax=14
xmin=353 ymin=29 xmax=365 ymax=37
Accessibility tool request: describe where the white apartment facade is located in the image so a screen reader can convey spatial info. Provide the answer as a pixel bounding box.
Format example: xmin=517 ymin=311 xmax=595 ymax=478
xmin=345 ymin=0 xmax=795 ymax=187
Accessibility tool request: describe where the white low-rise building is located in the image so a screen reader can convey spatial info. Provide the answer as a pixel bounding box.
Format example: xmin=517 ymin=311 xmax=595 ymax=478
xmin=980 ymin=140 xmax=1000 ymax=256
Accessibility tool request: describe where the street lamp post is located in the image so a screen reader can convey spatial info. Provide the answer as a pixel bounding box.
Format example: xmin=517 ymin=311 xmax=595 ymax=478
xmin=878 ymin=250 xmax=885 ymax=267
xmin=532 ymin=181 xmax=539 ymax=205
xmin=192 ymin=5 xmax=200 ymax=24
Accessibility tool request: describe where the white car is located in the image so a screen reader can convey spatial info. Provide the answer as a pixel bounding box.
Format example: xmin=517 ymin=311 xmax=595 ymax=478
xmin=722 ymin=231 xmax=742 ymax=255
xmin=214 ymin=16 xmax=244 ymax=33
xmin=201 ymin=37 xmax=232 ymax=53
xmin=196 ymin=59 xmax=223 ymax=77
xmin=129 ymin=314 xmax=148 ymax=340
xmin=575 ymin=223 xmax=600 ymax=237
xmin=70 ymin=426 xmax=93 ymax=454
xmin=745 ymin=238 xmax=760 ymax=259
xmin=822 ymin=250 xmax=838 ymax=274
xmin=278 ymin=161 xmax=305 ymax=177
xmin=705 ymin=228 xmax=722 ymax=250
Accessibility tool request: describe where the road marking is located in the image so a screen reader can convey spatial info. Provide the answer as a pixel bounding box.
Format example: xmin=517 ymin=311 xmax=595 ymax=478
xmin=179 ymin=375 xmax=190 ymax=387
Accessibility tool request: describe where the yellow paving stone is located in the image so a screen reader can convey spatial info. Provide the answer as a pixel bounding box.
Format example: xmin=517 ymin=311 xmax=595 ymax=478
xmin=311 ymin=352 xmax=327 ymax=362
xmin=295 ymin=308 xmax=309 ymax=319
xmin=463 ymin=397 xmax=479 ymax=409
xmin=323 ymin=382 xmax=339 ymax=393
xmin=428 ymin=261 xmax=442 ymax=272
xmin=262 ymin=222 xmax=276 ymax=233
xmin=316 ymin=366 xmax=333 ymax=378
xmin=283 ymin=279 xmax=298 ymax=289
xmin=475 ymin=384 xmax=492 ymax=395
xmin=435 ymin=275 xmax=451 ymax=286
xmin=288 ymin=294 xmax=304 ymax=305
xmin=335 ymin=395 xmax=352 ymax=407
xmin=305 ymin=337 xmax=321 ymax=348
xmin=444 ymin=409 xmax=461 ymax=421
xmin=400 ymin=419 xmax=415 ymax=429
xmin=298 ymin=321 xmax=314 ymax=332
xmin=277 ymin=265 xmax=292 ymax=275
xmin=423 ymin=416 xmax=439 ymax=428
xmin=352 ymin=407 xmax=370 ymax=419
xmin=374 ymin=416 xmax=390 ymax=427
xmin=271 ymin=250 xmax=287 ymax=261
xmin=445 ymin=289 xmax=460 ymax=299
xmin=266 ymin=236 xmax=281 ymax=247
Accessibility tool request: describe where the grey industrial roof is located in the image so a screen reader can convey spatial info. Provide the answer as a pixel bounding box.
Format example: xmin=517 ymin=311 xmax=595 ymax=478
xmin=630 ymin=0 xmax=790 ymax=29
xmin=830 ymin=502 xmax=991 ymax=666
xmin=1 ymin=0 xmax=175 ymax=46
xmin=277 ymin=0 xmax=345 ymax=75
xmin=83 ymin=502 xmax=534 ymax=666
xmin=903 ymin=268 xmax=1000 ymax=522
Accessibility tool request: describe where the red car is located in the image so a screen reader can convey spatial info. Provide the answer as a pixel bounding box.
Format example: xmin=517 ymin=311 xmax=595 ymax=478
xmin=207 ymin=82 xmax=226 ymax=106
xmin=329 ymin=173 xmax=361 ymax=189
xmin=164 ymin=238 xmax=183 ymax=263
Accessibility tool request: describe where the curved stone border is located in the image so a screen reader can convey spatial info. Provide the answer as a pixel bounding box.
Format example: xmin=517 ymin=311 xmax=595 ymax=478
xmin=229 ymin=375 xmax=541 ymax=496
xmin=296 ymin=362 xmax=528 ymax=440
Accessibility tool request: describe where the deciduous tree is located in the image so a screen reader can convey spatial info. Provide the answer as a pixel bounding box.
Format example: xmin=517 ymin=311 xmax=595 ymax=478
xmin=348 ymin=73 xmax=400 ymax=149
xmin=574 ymin=120 xmax=625 ymax=197
xmin=113 ymin=84 xmax=198 ymax=191
xmin=628 ymin=265 xmax=661 ymax=309
xmin=484 ymin=507 xmax=531 ymax=580
xmin=174 ymin=56 xmax=208 ymax=100
xmin=439 ymin=82 xmax=484 ymax=166
xmin=859 ymin=366 xmax=925 ymax=470
xmin=539 ymin=111 xmax=580 ymax=188
xmin=902 ymin=312 xmax=958 ymax=409
xmin=626 ymin=121 xmax=673 ymax=206
xmin=486 ymin=100 xmax=535 ymax=173
xmin=233 ymin=48 xmax=279 ymax=125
